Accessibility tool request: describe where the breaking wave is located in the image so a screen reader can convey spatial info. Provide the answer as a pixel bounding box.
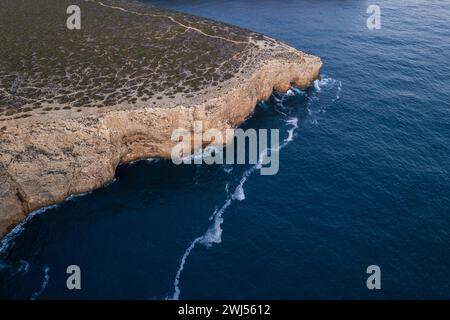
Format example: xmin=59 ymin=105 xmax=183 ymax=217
xmin=308 ymin=75 xmax=342 ymax=124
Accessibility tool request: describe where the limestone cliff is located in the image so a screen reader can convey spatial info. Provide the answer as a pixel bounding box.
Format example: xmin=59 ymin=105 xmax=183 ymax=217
xmin=0 ymin=0 xmax=321 ymax=238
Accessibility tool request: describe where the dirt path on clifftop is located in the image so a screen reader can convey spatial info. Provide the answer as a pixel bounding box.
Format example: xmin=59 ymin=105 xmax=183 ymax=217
xmin=0 ymin=0 xmax=321 ymax=239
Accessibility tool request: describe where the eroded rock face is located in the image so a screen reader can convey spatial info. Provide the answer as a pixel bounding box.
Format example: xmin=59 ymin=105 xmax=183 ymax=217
xmin=0 ymin=0 xmax=321 ymax=238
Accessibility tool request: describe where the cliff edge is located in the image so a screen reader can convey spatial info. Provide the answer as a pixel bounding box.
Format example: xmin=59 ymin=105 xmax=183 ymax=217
xmin=0 ymin=0 xmax=321 ymax=238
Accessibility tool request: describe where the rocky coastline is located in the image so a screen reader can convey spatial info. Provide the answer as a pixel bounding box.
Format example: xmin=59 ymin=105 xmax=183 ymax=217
xmin=0 ymin=0 xmax=321 ymax=239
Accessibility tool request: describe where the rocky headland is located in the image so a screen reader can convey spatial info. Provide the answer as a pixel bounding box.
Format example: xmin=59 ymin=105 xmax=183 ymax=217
xmin=0 ymin=0 xmax=321 ymax=238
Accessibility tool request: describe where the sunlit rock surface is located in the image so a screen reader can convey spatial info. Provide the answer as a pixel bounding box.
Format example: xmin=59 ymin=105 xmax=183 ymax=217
xmin=0 ymin=0 xmax=321 ymax=238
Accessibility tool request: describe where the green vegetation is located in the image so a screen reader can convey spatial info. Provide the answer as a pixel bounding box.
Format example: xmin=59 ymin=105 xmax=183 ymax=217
xmin=0 ymin=0 xmax=274 ymax=121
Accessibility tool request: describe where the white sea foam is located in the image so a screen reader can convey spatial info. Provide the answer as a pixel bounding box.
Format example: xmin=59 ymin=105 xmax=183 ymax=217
xmin=272 ymin=95 xmax=281 ymax=103
xmin=1 ymin=174 xmax=121 ymax=256
xmin=104 ymin=177 xmax=117 ymax=187
xmin=314 ymin=80 xmax=322 ymax=92
xmin=126 ymin=159 xmax=139 ymax=165
xmin=208 ymin=207 xmax=218 ymax=221
xmin=30 ymin=265 xmax=50 ymax=300
xmin=200 ymin=199 xmax=231 ymax=247
xmin=308 ymin=76 xmax=342 ymax=123
xmin=0 ymin=205 xmax=59 ymax=256
xmin=169 ymin=163 xmax=255 ymax=299
xmin=122 ymin=158 xmax=159 ymax=166
xmin=65 ymin=191 xmax=91 ymax=202
xmin=286 ymin=89 xmax=295 ymax=96
xmin=17 ymin=260 xmax=31 ymax=274
xmin=275 ymin=109 xmax=288 ymax=116
xmin=183 ymin=145 xmax=223 ymax=163
xmin=168 ymin=81 xmax=338 ymax=299
xmin=169 ymin=147 xmax=279 ymax=299
xmin=335 ymin=81 xmax=342 ymax=100
xmin=232 ymin=184 xmax=245 ymax=201
xmin=291 ymin=87 xmax=303 ymax=95
xmin=169 ymin=236 xmax=202 ymax=300
xmin=314 ymin=76 xmax=340 ymax=94
xmin=169 ymin=188 xmax=234 ymax=299
xmin=0 ymin=259 xmax=31 ymax=276
xmin=285 ymin=117 xmax=298 ymax=143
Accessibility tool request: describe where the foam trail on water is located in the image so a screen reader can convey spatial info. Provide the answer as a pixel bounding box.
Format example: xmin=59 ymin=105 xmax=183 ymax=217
xmin=208 ymin=207 xmax=218 ymax=221
xmin=16 ymin=260 xmax=31 ymax=274
xmin=170 ymin=237 xmax=202 ymax=300
xmin=168 ymin=91 xmax=300 ymax=299
xmin=167 ymin=81 xmax=337 ymax=299
xmin=201 ymin=198 xmax=232 ymax=247
xmin=335 ymin=81 xmax=342 ymax=100
xmin=169 ymin=178 xmax=249 ymax=299
xmin=30 ymin=265 xmax=50 ymax=300
xmin=285 ymin=117 xmax=298 ymax=143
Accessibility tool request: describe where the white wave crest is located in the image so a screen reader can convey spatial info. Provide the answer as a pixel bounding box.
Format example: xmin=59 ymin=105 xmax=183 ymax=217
xmin=65 ymin=191 xmax=91 ymax=202
xmin=286 ymin=89 xmax=295 ymax=96
xmin=30 ymin=265 xmax=50 ymax=300
xmin=314 ymin=80 xmax=322 ymax=92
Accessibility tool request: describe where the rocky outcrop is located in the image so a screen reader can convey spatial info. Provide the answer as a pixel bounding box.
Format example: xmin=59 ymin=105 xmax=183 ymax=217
xmin=0 ymin=0 xmax=321 ymax=238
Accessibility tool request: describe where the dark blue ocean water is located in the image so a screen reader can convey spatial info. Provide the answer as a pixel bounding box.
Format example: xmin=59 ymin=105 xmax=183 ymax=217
xmin=1 ymin=0 xmax=450 ymax=299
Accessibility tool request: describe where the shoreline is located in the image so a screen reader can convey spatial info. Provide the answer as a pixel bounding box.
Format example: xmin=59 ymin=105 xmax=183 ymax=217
xmin=0 ymin=59 xmax=321 ymax=240
xmin=0 ymin=0 xmax=321 ymax=240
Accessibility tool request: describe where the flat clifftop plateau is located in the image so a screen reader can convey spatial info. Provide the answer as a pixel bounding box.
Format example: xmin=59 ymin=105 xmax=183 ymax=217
xmin=0 ymin=0 xmax=321 ymax=238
